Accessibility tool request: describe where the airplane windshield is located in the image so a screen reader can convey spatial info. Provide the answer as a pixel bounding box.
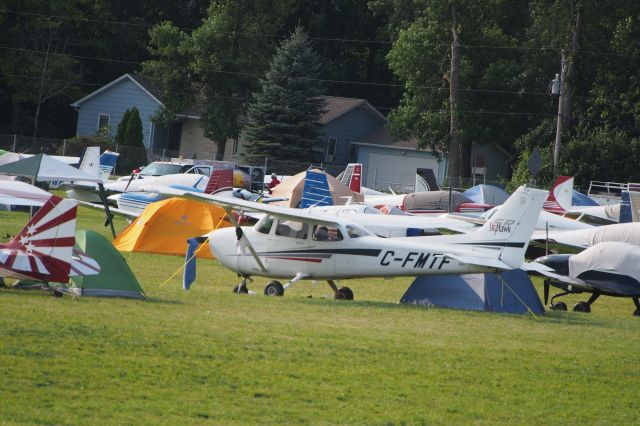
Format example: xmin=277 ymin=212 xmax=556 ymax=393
xmin=346 ymin=225 xmax=371 ymax=238
xmin=255 ymin=215 xmax=274 ymax=234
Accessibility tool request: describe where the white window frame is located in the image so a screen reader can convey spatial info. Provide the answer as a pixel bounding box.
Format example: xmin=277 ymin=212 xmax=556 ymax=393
xmin=97 ymin=113 xmax=110 ymax=132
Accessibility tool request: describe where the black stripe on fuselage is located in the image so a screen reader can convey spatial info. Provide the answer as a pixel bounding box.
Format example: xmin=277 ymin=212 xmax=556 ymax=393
xmin=458 ymin=241 xmax=526 ymax=248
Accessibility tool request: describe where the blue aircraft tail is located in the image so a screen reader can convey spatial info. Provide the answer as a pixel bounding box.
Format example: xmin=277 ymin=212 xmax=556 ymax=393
xmin=300 ymin=170 xmax=333 ymax=208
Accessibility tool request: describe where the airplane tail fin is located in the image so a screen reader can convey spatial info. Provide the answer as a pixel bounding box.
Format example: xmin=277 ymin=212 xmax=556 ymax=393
xmin=544 ymin=175 xmax=573 ymax=212
xmin=620 ymin=190 xmax=640 ymax=223
xmin=338 ymin=163 xmax=362 ymax=193
xmin=7 ymin=196 xmax=78 ymax=282
xmin=300 ymin=170 xmax=333 ymax=208
xmin=447 ymin=186 xmax=547 ymax=268
xmin=99 ymin=150 xmax=120 ymax=179
xmin=78 ymin=146 xmax=101 ymax=180
xmin=204 ymin=169 xmax=234 ymax=194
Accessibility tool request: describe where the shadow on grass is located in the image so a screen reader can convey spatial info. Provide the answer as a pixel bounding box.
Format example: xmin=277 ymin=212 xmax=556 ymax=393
xmin=143 ymin=296 xmax=185 ymax=305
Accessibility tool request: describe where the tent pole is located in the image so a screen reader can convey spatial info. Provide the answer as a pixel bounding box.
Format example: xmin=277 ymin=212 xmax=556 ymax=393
xmin=97 ymin=182 xmax=116 ymax=238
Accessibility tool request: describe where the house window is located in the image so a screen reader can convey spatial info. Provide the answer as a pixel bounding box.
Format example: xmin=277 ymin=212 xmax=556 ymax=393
xmin=232 ymin=137 xmax=239 ymax=155
xmin=326 ymin=137 xmax=337 ymax=161
xmin=97 ymin=113 xmax=110 ymax=132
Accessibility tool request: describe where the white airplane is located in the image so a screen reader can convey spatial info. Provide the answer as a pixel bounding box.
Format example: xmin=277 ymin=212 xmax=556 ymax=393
xmin=177 ymin=185 xmax=547 ymax=299
xmin=0 ymin=196 xmax=100 ymax=284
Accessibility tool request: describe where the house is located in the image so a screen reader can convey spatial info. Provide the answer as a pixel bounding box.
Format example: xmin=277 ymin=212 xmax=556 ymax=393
xmin=70 ymin=74 xmax=186 ymax=155
xmin=71 ymin=74 xmax=511 ymax=188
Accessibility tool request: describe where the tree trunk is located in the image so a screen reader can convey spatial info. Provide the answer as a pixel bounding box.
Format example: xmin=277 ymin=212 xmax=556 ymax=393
xmin=215 ymin=139 xmax=226 ymax=160
xmin=446 ymin=4 xmax=462 ymax=188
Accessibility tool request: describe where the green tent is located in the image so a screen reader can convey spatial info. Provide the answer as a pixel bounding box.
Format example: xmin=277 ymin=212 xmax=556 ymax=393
xmin=69 ymin=230 xmax=145 ymax=299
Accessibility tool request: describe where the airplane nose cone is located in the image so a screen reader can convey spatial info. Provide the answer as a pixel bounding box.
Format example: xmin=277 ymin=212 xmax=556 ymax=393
xmin=534 ymin=254 xmax=571 ymax=275
xmin=208 ymin=227 xmax=238 ymax=263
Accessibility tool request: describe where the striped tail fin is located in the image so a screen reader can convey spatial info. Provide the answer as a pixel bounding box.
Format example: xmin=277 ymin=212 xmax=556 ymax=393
xmin=3 ymin=196 xmax=78 ymax=282
xmin=544 ymin=176 xmax=573 ymax=213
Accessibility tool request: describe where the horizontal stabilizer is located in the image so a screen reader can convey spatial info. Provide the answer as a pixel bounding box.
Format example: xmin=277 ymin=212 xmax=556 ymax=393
xmin=444 ymin=253 xmax=513 ymax=270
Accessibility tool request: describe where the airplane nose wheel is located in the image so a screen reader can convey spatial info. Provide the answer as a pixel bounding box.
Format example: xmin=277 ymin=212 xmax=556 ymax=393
xmin=264 ymin=281 xmax=284 ymax=296
xmin=335 ymin=287 xmax=354 ymax=300
xmin=573 ymin=301 xmax=591 ymax=313
xmin=232 ymin=276 xmax=252 ymax=294
xmin=550 ymin=301 xmax=567 ymax=311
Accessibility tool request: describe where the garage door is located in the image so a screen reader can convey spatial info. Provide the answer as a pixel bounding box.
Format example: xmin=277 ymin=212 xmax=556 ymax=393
xmin=365 ymin=152 xmax=439 ymax=191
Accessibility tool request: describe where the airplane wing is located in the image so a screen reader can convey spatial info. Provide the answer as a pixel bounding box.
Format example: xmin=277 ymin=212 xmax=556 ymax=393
xmin=443 ymin=253 xmax=514 ymax=270
xmin=75 ymin=199 xmax=139 ymax=219
xmin=176 ymin=191 xmax=347 ymax=228
xmin=522 ymin=262 xmax=586 ymax=285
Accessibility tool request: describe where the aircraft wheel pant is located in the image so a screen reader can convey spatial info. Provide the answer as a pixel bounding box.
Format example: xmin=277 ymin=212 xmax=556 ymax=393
xmin=264 ymin=281 xmax=284 ymax=297
xmin=573 ymin=301 xmax=591 ymax=313
xmin=334 ymin=287 xmax=354 ymax=301
xmin=232 ymin=284 xmax=249 ymax=294
xmin=550 ymin=301 xmax=567 ymax=311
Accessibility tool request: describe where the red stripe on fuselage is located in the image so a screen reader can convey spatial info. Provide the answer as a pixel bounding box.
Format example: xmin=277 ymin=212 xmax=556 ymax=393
xmin=267 ymin=256 xmax=323 ymax=263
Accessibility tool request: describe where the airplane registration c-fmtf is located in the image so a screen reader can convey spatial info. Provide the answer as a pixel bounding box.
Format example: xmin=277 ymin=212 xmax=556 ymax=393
xmin=179 ymin=185 xmax=547 ymax=299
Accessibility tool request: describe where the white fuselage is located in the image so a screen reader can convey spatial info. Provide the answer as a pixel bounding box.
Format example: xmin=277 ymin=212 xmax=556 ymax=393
xmin=209 ymin=226 xmax=497 ymax=280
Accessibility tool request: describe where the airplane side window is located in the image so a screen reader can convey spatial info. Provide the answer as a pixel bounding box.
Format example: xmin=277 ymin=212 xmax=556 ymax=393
xmin=275 ymin=220 xmax=308 ymax=239
xmin=256 ymin=216 xmax=274 ymax=234
xmin=312 ymin=225 xmax=343 ymax=241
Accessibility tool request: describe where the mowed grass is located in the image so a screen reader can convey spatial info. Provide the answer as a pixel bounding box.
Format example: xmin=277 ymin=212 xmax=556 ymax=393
xmin=1 ymin=206 xmax=640 ymax=424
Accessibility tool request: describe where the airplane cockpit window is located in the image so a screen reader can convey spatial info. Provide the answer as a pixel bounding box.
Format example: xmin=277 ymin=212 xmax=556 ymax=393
xmin=363 ymin=206 xmax=382 ymax=215
xmin=255 ymin=215 xmax=274 ymax=234
xmin=275 ymin=219 xmax=309 ymax=239
xmin=346 ymin=225 xmax=370 ymax=238
xmin=312 ymin=224 xmax=343 ymax=241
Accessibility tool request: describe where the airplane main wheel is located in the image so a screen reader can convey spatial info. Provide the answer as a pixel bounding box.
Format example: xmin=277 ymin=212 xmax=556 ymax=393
xmin=573 ymin=301 xmax=591 ymax=313
xmin=264 ymin=281 xmax=284 ymax=297
xmin=335 ymin=287 xmax=354 ymax=301
xmin=232 ymin=284 xmax=249 ymax=294
xmin=550 ymin=301 xmax=567 ymax=311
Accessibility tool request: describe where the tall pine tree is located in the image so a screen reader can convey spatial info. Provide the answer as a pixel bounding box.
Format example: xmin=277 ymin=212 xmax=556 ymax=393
xmin=242 ymin=27 xmax=326 ymax=162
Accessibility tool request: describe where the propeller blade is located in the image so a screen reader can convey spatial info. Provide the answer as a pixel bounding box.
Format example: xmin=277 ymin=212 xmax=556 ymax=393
xmin=224 ymin=207 xmax=267 ymax=273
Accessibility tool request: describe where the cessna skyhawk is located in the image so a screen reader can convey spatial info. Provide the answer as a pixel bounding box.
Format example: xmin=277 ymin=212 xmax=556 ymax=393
xmin=176 ymin=185 xmax=546 ymax=299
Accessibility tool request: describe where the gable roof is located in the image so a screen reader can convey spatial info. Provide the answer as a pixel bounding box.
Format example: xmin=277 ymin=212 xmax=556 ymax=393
xmin=70 ymin=73 xmax=164 ymax=108
xmin=320 ymin=96 xmax=387 ymax=125
xmin=352 ymin=127 xmax=421 ymax=151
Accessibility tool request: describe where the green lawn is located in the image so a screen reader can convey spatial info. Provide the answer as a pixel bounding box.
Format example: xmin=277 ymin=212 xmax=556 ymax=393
xmin=1 ymin=207 xmax=639 ymax=424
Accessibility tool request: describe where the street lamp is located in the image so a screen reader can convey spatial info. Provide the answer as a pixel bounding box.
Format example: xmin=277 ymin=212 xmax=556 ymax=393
xmin=551 ymin=52 xmax=566 ymax=176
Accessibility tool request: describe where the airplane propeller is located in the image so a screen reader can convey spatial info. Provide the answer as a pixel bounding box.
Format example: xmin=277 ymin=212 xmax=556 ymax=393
xmin=223 ymin=206 xmax=267 ymax=273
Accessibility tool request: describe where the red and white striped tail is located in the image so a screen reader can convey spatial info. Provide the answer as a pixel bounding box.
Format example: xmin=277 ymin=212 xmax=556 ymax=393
xmin=0 ymin=196 xmax=78 ymax=282
xmin=544 ymin=176 xmax=573 ymax=213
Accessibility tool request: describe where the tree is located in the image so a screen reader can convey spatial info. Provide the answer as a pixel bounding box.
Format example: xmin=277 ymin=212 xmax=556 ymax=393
xmin=241 ymin=27 xmax=326 ymax=163
xmin=124 ymin=107 xmax=144 ymax=148
xmin=143 ymin=1 xmax=291 ymax=160
xmin=387 ymin=0 xmax=531 ymax=187
xmin=115 ymin=108 xmax=132 ymax=145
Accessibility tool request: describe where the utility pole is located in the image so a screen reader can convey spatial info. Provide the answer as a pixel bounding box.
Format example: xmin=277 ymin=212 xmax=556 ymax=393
xmin=552 ymin=51 xmax=566 ymax=176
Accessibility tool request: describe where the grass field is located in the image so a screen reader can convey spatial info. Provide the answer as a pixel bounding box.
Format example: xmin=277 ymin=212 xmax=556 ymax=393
xmin=1 ymin=206 xmax=639 ymax=424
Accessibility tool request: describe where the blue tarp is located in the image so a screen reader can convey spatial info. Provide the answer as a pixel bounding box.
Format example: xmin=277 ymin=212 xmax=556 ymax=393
xmin=463 ymin=184 xmax=510 ymax=205
xmin=399 ymin=269 xmax=545 ymax=314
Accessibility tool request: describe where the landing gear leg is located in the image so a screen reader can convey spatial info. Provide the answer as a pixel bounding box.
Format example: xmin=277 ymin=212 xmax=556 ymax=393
xmin=327 ymin=280 xmax=353 ymax=300
xmin=633 ymin=298 xmax=640 ymax=317
xmin=232 ymin=276 xmax=251 ymax=294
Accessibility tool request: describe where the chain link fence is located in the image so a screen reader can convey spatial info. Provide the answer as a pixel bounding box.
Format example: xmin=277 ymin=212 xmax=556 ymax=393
xmin=0 ymin=133 xmax=505 ymax=192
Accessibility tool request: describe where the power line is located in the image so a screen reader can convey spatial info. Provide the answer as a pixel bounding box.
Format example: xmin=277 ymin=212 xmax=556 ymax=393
xmin=3 ymin=9 xmax=640 ymax=60
xmin=1 ymin=71 xmax=559 ymax=118
xmin=0 ymin=45 xmax=553 ymax=96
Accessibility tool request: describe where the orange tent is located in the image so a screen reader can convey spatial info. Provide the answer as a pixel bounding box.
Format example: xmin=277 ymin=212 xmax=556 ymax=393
xmin=112 ymin=198 xmax=231 ymax=258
